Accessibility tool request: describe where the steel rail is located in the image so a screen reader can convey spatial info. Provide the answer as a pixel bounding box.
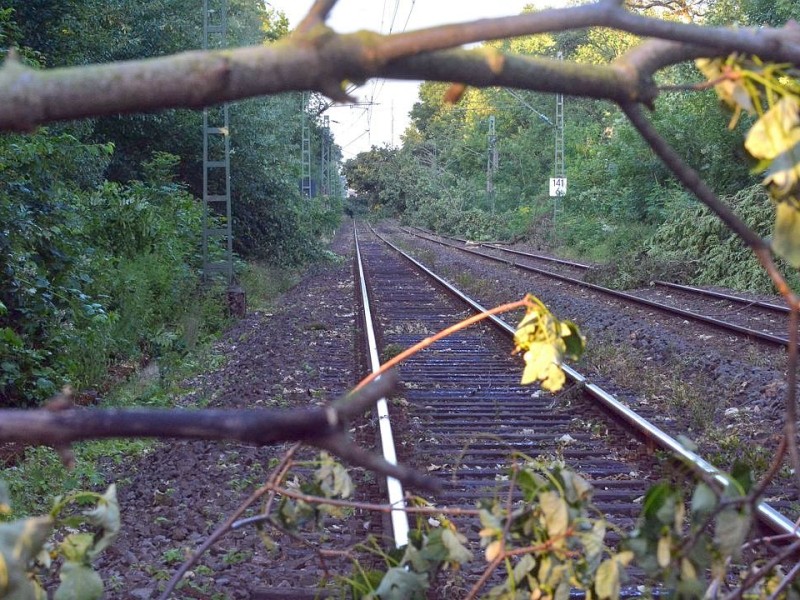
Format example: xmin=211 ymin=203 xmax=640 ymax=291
xmin=653 ymin=280 xmax=790 ymax=314
xmin=411 ymin=226 xmax=791 ymax=316
xmin=368 ymin=223 xmax=799 ymax=541
xmin=404 ymin=227 xmax=791 ymax=347
xmin=354 ymin=223 xmax=410 ymax=548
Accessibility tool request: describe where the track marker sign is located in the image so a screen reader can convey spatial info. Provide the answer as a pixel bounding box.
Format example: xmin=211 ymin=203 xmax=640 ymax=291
xmin=550 ymin=177 xmax=567 ymax=197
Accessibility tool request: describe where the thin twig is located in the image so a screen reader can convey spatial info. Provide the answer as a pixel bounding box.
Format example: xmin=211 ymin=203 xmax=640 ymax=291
xmin=721 ymin=539 xmax=800 ymax=600
xmin=232 ymin=483 xmax=480 ymax=530
xmin=464 ymin=554 xmax=505 ymax=600
xmin=355 ymin=297 xmax=531 ymax=391
xmin=766 ymin=560 xmax=800 ymax=600
xmin=749 ymin=435 xmax=787 ymax=505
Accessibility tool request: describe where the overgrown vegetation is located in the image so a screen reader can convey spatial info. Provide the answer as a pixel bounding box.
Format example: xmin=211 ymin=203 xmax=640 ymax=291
xmin=343 ymin=0 xmax=800 ymax=291
xmin=0 ymin=3 xmax=341 ymax=406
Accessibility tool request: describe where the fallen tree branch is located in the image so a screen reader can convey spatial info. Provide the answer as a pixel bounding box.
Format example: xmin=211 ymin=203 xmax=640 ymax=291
xmin=0 ymin=372 xmax=392 ymax=447
xmin=0 ymin=371 xmax=436 ymax=490
xmin=2 ymin=0 xmax=800 ymax=131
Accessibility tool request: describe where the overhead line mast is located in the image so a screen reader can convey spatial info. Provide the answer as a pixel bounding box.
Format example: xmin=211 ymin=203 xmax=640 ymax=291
xmin=301 ymin=91 xmax=312 ymax=197
xmin=321 ymin=115 xmax=332 ymax=196
xmin=487 ymin=114 xmax=498 ymax=213
xmin=201 ymin=0 xmax=234 ymax=282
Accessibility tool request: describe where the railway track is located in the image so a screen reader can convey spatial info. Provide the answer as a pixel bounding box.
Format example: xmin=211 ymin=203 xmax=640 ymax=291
xmin=352 ymin=221 xmax=798 ymax=596
xmin=401 ymin=226 xmax=794 ymax=348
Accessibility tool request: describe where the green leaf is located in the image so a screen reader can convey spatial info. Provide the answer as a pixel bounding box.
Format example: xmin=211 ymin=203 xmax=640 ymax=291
xmin=512 ymin=553 xmax=536 ymax=585
xmin=581 ymin=520 xmax=605 ymax=570
xmin=374 ymin=566 xmax=428 ymax=600
xmin=316 ymin=454 xmax=354 ymax=499
xmin=440 ymin=528 xmax=472 ymax=565
xmin=517 ymin=469 xmax=542 ymax=502
xmin=561 ymin=320 xmax=585 ymax=360
xmin=59 ymin=533 xmax=94 ymax=564
xmin=555 ymin=579 xmax=570 ymax=600
xmin=714 ymin=508 xmax=751 ymax=559
xmin=53 ymin=562 xmax=103 ymax=600
xmin=478 ymin=509 xmax=502 ymax=535
xmin=731 ymin=462 xmax=754 ymax=494
xmin=0 ymin=481 xmax=10 ymax=516
xmin=690 ymin=483 xmax=717 ymax=522
xmin=401 ymin=544 xmax=430 ymax=573
xmin=562 ymin=470 xmax=592 ymax=503
xmin=642 ymin=482 xmax=672 ymax=520
xmin=539 ymin=491 xmax=568 ymax=538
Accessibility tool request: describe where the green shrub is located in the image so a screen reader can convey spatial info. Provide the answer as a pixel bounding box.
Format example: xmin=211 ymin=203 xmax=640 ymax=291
xmin=648 ymin=184 xmax=798 ymax=292
xmin=0 ymin=131 xmax=211 ymax=404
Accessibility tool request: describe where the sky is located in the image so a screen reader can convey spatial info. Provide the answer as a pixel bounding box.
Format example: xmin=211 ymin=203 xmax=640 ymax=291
xmin=266 ymin=0 xmax=558 ymax=158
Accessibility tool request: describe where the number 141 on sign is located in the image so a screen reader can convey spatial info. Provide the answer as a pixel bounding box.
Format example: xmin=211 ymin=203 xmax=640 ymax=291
xmin=550 ymin=178 xmax=567 ymax=197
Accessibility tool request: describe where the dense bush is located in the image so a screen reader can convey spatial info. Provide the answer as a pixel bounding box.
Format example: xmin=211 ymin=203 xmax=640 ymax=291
xmin=0 ymin=131 xmax=207 ymax=405
xmin=648 ymin=185 xmax=796 ymax=292
xmin=0 ymin=3 xmax=345 ymax=405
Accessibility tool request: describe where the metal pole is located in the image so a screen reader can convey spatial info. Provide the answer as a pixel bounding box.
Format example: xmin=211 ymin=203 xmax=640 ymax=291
xmin=321 ymin=115 xmax=331 ymax=196
xmin=486 ymin=114 xmax=497 ymax=213
xmin=202 ymin=0 xmax=233 ymax=283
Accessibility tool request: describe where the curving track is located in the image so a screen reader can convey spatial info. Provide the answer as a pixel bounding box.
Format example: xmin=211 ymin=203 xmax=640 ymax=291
xmin=401 ymin=226 xmax=795 ymax=347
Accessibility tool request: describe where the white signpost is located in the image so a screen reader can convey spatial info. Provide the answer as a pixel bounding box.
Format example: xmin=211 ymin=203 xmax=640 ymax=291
xmin=549 ymin=177 xmax=567 ymax=197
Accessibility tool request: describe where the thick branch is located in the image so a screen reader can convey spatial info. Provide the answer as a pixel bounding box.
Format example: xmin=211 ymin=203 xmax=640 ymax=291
xmin=2 ymin=2 xmax=800 ymax=131
xmin=296 ymin=0 xmax=339 ymax=35
xmin=383 ymin=48 xmax=643 ymax=103
xmin=0 ymin=372 xmax=396 ymax=447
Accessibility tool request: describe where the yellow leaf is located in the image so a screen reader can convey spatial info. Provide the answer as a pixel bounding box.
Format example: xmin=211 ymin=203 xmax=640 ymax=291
xmin=657 ymin=534 xmax=671 ymax=568
xmin=522 ymin=345 xmax=566 ymax=391
xmin=485 ymin=539 xmax=503 ymax=562
xmin=745 ymin=96 xmax=800 ymax=161
xmin=515 ymin=295 xmax=583 ymax=392
xmin=614 ymin=551 xmax=634 ymax=567
xmin=539 ymin=490 xmax=569 ymax=538
xmin=0 ymin=552 xmax=7 ymax=591
xmin=695 ymin=58 xmax=755 ymax=117
xmin=681 ymin=558 xmax=697 ymax=580
xmin=772 ymin=200 xmax=800 ymax=267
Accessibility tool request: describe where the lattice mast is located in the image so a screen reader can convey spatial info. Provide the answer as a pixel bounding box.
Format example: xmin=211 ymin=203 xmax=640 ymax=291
xmin=320 ymin=115 xmax=331 ymax=196
xmin=554 ymin=53 xmax=565 ymax=180
xmin=201 ymin=0 xmax=233 ymax=282
xmin=301 ymin=92 xmax=312 ymax=197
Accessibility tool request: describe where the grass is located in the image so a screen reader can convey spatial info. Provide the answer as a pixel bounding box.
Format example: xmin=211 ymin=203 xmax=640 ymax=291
xmin=239 ymin=261 xmax=302 ymax=313
xmin=581 ymin=338 xmax=714 ymax=433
